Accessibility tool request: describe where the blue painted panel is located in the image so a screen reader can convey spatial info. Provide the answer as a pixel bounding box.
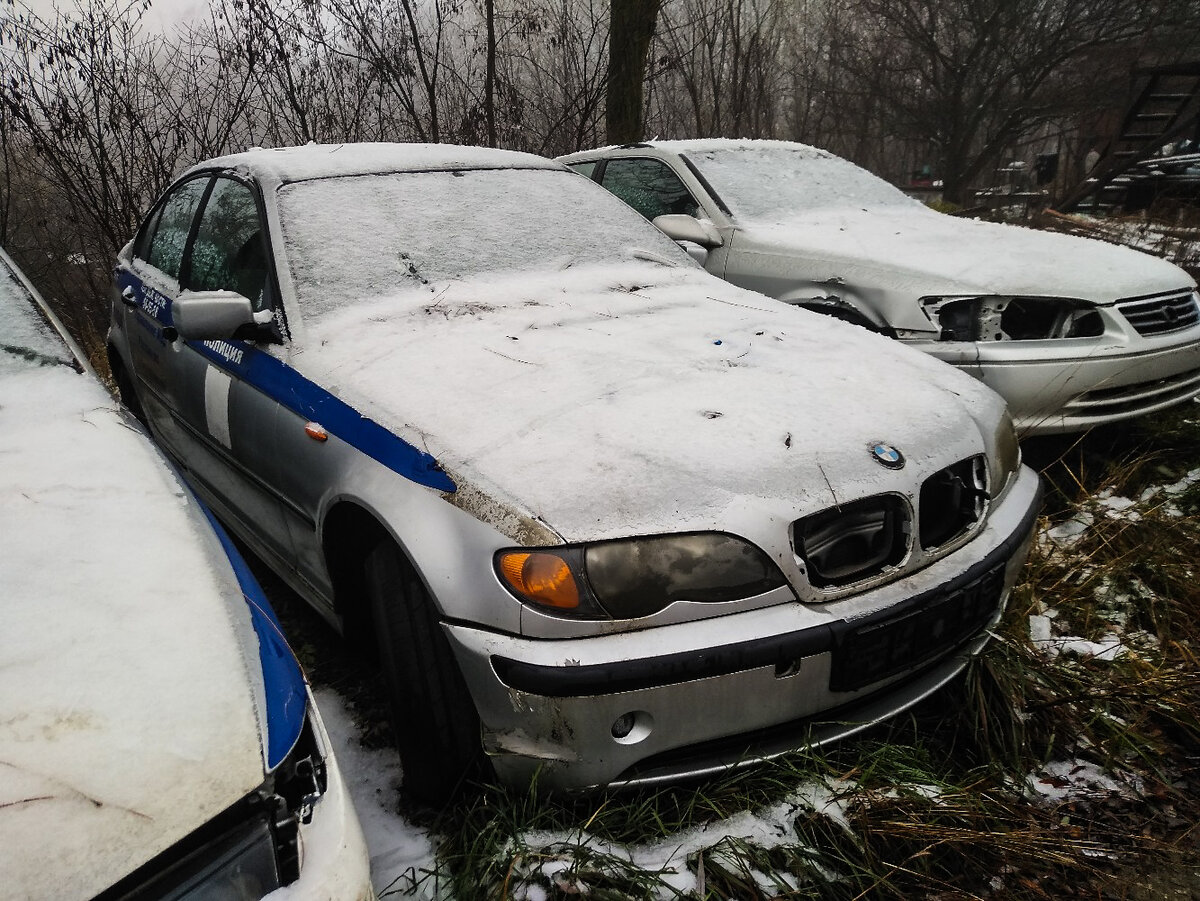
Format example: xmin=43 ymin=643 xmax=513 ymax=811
xmin=198 ymin=503 xmax=308 ymax=770
xmin=191 ymin=339 xmax=457 ymax=493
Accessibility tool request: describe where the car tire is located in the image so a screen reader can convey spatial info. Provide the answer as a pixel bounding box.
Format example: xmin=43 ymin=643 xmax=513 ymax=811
xmin=364 ymin=538 xmax=487 ymax=805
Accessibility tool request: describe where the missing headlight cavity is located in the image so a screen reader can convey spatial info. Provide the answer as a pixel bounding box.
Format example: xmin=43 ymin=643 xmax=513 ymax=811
xmin=919 ymin=456 xmax=987 ymax=550
xmin=795 ymin=494 xmax=909 ymax=588
xmin=929 ymin=296 xmax=1103 ymax=341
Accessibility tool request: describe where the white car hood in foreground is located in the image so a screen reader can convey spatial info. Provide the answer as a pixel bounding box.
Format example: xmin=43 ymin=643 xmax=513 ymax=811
xmin=0 ymin=365 xmax=269 ymax=899
xmin=297 ymin=262 xmax=1005 ymax=542
xmin=737 ymin=206 xmax=1193 ymax=303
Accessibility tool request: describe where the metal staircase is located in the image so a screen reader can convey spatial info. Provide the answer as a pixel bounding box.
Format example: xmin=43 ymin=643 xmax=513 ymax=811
xmin=1057 ymin=61 xmax=1200 ymax=212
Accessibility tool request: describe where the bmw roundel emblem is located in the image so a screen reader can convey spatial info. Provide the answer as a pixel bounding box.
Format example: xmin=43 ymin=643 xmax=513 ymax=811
xmin=869 ymin=442 xmax=905 ymax=469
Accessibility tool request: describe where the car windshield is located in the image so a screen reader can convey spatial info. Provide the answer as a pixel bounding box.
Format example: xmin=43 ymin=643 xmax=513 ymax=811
xmin=278 ymin=167 xmax=690 ymax=319
xmin=0 ymin=259 xmax=74 ymax=374
xmin=681 ymin=145 xmax=919 ymax=221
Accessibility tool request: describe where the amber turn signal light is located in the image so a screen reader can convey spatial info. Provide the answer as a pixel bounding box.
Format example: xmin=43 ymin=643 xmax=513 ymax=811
xmin=497 ymin=551 xmax=580 ymax=609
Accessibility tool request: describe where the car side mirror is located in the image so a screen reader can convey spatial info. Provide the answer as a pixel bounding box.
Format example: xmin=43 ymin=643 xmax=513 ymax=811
xmin=652 ymin=214 xmax=724 ymax=249
xmin=172 ymin=290 xmax=257 ymax=341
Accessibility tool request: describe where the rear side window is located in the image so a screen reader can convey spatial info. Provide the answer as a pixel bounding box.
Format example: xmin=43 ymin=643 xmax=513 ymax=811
xmin=600 ymin=158 xmax=699 ymax=220
xmin=143 ymin=178 xmax=209 ymax=280
xmin=567 ymin=161 xmax=597 ymax=179
xmin=189 ymin=178 xmax=270 ymax=312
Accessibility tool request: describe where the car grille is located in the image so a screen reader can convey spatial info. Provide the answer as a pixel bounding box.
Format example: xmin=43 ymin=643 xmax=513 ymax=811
xmin=1116 ymin=288 xmax=1200 ymax=336
xmin=919 ymin=456 xmax=986 ymax=550
xmin=1063 ymin=366 xmax=1200 ymax=418
xmin=794 ymin=495 xmax=908 ymax=588
xmin=828 ymin=562 xmax=1005 ymax=692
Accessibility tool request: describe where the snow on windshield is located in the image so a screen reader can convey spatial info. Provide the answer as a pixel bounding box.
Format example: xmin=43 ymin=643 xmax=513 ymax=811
xmin=0 ymin=257 xmax=73 ymax=372
xmin=683 ymin=146 xmax=919 ymax=222
xmin=278 ymin=167 xmax=689 ymax=319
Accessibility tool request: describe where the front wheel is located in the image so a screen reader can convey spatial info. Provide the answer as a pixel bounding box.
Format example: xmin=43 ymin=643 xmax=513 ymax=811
xmin=364 ymin=539 xmax=487 ymax=805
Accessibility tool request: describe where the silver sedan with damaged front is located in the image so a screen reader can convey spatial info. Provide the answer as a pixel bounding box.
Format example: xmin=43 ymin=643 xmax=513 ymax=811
xmin=107 ymin=143 xmax=1041 ymax=801
xmin=559 ymin=139 xmax=1200 ymax=435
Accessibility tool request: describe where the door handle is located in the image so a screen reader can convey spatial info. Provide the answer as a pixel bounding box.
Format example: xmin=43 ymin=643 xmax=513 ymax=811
xmin=120 ymin=285 xmax=138 ymax=307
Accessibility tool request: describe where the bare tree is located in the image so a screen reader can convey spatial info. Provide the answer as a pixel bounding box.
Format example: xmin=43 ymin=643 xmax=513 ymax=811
xmin=0 ymin=103 xmax=13 ymax=247
xmin=840 ymin=0 xmax=1153 ymax=203
xmin=323 ymin=0 xmax=453 ymax=142
xmin=0 ymin=0 xmax=264 ymax=352
xmin=490 ymin=0 xmax=609 ymax=154
xmin=651 ymin=0 xmax=784 ymax=138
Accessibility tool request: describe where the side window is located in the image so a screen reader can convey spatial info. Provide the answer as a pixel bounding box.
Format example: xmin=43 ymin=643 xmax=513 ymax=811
xmin=143 ymin=178 xmax=210 ymax=279
xmin=600 ymin=158 xmax=699 ymax=220
xmin=567 ymin=161 xmax=597 ymax=179
xmin=132 ymin=205 xmax=164 ymax=262
xmin=188 ymin=178 xmax=271 ymax=312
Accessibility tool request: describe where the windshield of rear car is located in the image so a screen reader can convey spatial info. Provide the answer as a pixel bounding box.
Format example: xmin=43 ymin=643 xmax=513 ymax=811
xmin=0 ymin=258 xmax=74 ymax=373
xmin=278 ymin=167 xmax=692 ymax=318
xmin=681 ymin=145 xmax=920 ymax=221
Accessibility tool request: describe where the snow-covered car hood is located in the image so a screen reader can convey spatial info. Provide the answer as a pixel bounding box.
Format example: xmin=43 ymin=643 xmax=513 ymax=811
xmin=295 ymin=261 xmax=1007 ymax=543
xmin=734 ymin=206 xmax=1194 ymax=303
xmin=0 ymin=363 xmax=278 ymax=899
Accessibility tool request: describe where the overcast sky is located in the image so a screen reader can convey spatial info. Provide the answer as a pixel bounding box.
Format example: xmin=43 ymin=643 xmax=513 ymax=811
xmin=21 ymin=0 xmax=209 ymax=30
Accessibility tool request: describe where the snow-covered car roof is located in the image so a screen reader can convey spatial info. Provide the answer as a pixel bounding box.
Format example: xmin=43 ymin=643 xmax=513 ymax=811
xmin=560 ymin=137 xmax=834 ymax=161
xmin=190 ymin=141 xmax=563 ymax=185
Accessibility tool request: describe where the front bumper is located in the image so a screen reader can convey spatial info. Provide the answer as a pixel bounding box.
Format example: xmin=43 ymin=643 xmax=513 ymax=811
xmin=915 ymin=327 xmax=1200 ymax=435
xmin=266 ymin=690 xmax=374 ymax=901
xmin=445 ymin=465 xmax=1042 ymax=792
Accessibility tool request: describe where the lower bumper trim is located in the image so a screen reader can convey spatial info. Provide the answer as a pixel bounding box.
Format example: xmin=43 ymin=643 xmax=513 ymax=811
xmin=610 ymin=634 xmax=984 ymax=788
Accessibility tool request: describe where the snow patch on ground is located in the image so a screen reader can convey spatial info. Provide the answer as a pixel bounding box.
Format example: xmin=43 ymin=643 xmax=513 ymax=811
xmin=1029 ymin=614 xmax=1128 ymax=660
xmin=507 ymin=781 xmax=856 ymax=899
xmin=1163 ymin=467 xmax=1200 ymax=496
xmin=1024 ymin=759 xmax=1145 ymax=805
xmin=1093 ymin=488 xmax=1141 ymax=522
xmin=312 ymin=688 xmax=444 ymax=899
xmin=1041 ymin=510 xmax=1094 ymax=547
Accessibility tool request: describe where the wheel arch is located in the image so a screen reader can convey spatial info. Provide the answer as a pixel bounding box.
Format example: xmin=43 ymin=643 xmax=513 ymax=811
xmin=320 ymin=499 xmax=392 ymax=649
xmin=316 ymin=474 xmax=528 ymax=637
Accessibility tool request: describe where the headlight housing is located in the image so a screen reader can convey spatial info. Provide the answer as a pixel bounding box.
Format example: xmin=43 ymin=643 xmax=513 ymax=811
xmin=966 ymin=403 xmax=1021 ymax=496
xmin=105 ymin=707 xmax=328 ymax=899
xmin=921 ymin=295 xmax=1103 ymax=341
xmin=496 ymin=532 xmax=788 ymax=619
xmin=992 ymin=408 xmax=1021 ymax=484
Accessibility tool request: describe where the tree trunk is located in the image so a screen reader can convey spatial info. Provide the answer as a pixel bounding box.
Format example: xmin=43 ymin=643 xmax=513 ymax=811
xmin=606 ymin=0 xmax=663 ymax=144
xmin=485 ymin=0 xmax=496 ymax=147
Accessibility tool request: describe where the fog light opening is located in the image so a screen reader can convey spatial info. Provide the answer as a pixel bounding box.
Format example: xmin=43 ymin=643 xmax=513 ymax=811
xmin=775 ymin=657 xmax=803 ymax=678
xmin=610 ymin=710 xmax=653 ymax=745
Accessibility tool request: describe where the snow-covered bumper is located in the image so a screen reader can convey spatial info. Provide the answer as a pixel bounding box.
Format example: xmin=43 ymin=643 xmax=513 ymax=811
xmin=269 ymin=691 xmax=375 ymax=901
xmin=915 ymin=321 xmax=1200 ymax=436
xmin=446 ymin=465 xmax=1042 ymax=792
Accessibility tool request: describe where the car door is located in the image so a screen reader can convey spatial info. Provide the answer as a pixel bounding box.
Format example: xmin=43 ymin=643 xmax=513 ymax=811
xmin=116 ymin=175 xmax=211 ymax=453
xmin=119 ymin=174 xmax=297 ymax=569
